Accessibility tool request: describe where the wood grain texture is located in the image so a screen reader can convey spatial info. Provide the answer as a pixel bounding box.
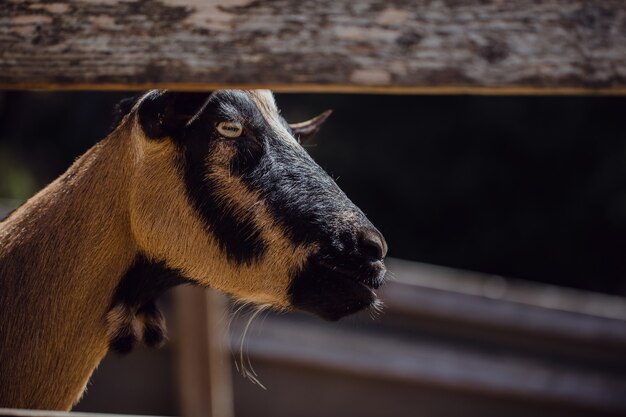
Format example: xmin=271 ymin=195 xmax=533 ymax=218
xmin=1 ymin=0 xmax=625 ymax=93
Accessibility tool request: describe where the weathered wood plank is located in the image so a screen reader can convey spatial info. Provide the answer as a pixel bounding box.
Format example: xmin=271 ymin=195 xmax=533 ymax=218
xmin=1 ymin=0 xmax=625 ymax=93
xmin=173 ymin=287 xmax=233 ymax=417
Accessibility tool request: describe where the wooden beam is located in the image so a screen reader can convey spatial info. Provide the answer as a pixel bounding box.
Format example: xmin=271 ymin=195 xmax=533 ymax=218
xmin=173 ymin=287 xmax=233 ymax=417
xmin=1 ymin=0 xmax=625 ymax=94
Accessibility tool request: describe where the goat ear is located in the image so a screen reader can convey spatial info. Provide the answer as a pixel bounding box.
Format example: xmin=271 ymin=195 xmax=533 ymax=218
xmin=137 ymin=90 xmax=211 ymax=140
xmin=289 ymin=110 xmax=332 ymax=143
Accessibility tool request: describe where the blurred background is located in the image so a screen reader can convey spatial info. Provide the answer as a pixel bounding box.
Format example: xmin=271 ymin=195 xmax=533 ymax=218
xmin=1 ymin=92 xmax=625 ymax=416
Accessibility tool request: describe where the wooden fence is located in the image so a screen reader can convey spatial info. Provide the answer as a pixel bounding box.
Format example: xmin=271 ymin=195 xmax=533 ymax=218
xmin=1 ymin=0 xmax=625 ymax=94
xmin=227 ymin=259 xmax=626 ymax=417
xmin=2 ymin=0 xmax=626 ymax=416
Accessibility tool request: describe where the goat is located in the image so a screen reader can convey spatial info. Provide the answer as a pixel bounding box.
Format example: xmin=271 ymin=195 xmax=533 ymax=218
xmin=0 ymin=90 xmax=387 ymax=410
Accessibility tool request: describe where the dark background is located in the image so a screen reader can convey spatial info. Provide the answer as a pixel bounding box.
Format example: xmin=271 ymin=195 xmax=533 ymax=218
xmin=1 ymin=91 xmax=625 ymax=295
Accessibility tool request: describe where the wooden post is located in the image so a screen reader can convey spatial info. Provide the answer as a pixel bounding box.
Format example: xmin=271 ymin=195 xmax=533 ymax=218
xmin=173 ymin=287 xmax=233 ymax=417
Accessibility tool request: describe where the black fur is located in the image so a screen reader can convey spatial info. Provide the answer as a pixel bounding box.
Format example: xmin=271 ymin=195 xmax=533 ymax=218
xmin=248 ymin=132 xmax=363 ymax=248
xmin=288 ymin=257 xmax=375 ymax=321
xmin=137 ymin=91 xmax=210 ymax=140
xmin=110 ymin=94 xmax=141 ymax=132
xmin=176 ymin=91 xmax=268 ymax=266
xmin=108 ymin=254 xmax=190 ymax=354
xmin=112 ymin=254 xmax=190 ymax=306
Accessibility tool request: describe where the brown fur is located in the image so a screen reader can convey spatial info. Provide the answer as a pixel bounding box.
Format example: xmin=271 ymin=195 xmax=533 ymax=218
xmin=0 ymin=126 xmax=137 ymax=409
xmin=0 ymin=91 xmax=320 ymax=409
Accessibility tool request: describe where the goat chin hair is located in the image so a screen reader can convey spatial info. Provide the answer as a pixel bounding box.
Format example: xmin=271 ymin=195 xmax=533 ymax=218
xmin=228 ymin=301 xmax=273 ymax=390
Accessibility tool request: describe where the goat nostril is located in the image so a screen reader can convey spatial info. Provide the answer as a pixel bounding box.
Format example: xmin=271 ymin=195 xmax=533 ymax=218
xmin=358 ymin=229 xmax=388 ymax=260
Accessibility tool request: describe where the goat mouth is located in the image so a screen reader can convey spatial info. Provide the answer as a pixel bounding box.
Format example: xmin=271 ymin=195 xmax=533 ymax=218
xmin=316 ymin=259 xmax=385 ymax=290
xmin=288 ymin=257 xmax=384 ymax=321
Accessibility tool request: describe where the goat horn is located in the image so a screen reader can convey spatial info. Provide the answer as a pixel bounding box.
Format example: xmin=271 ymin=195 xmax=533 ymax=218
xmin=289 ymin=110 xmax=333 ymax=143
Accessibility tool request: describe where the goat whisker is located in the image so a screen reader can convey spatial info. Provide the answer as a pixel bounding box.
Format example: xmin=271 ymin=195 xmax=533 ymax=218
xmin=234 ymin=303 xmax=271 ymax=390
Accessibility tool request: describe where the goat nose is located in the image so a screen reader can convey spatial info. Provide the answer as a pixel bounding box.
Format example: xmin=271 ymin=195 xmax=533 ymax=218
xmin=358 ymin=228 xmax=388 ymax=260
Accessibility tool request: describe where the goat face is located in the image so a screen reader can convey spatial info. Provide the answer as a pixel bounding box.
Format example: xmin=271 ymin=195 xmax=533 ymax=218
xmin=127 ymin=90 xmax=387 ymax=321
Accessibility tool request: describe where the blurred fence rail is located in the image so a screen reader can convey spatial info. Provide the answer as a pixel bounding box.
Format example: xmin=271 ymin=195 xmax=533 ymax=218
xmin=0 ymin=409 xmax=162 ymax=417
xmin=1 ymin=0 xmax=625 ymax=94
xmin=228 ymin=258 xmax=626 ymax=417
xmin=4 ymin=191 xmax=626 ymax=416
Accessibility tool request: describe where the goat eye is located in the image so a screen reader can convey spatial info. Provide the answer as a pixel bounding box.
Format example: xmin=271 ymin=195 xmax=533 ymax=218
xmin=216 ymin=121 xmax=243 ymax=138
